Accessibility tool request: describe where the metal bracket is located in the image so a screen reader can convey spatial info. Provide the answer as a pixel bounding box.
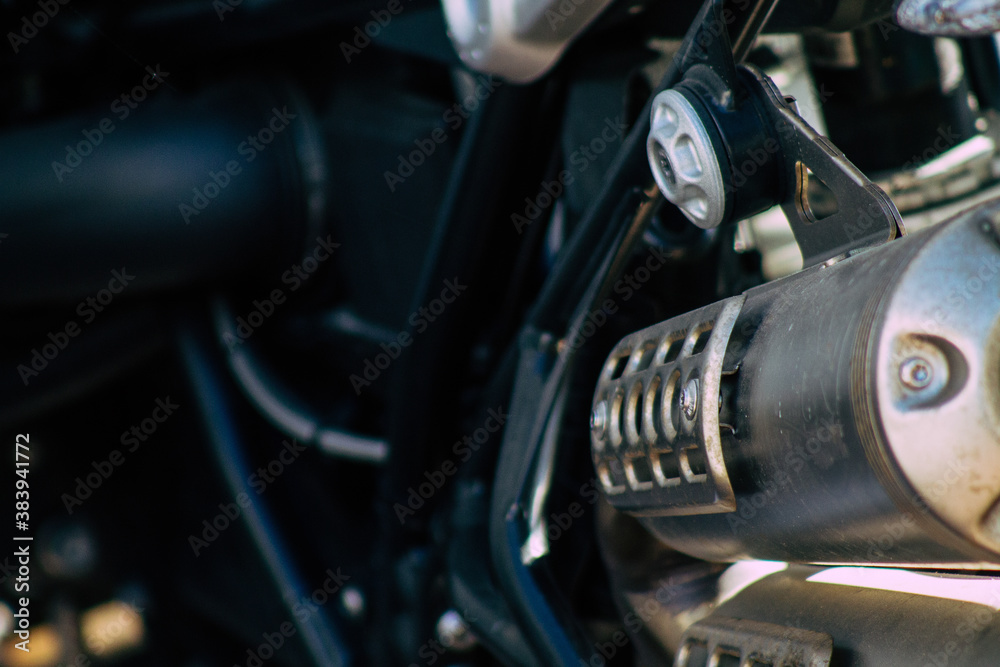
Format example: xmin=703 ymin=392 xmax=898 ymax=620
xmin=748 ymin=68 xmax=903 ymax=267
xmin=647 ymin=0 xmax=903 ymax=268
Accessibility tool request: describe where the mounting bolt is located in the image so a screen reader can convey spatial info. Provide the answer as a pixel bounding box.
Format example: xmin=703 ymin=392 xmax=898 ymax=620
xmin=340 ymin=586 xmax=366 ymax=620
xmin=680 ymin=378 xmax=699 ymax=420
xmin=436 ymin=609 xmax=477 ymax=652
xmin=900 ymin=357 xmax=933 ymax=390
xmin=932 ymin=2 xmax=948 ymax=25
xmin=652 ymin=142 xmax=676 ymax=186
xmin=591 ymin=401 xmax=608 ymax=438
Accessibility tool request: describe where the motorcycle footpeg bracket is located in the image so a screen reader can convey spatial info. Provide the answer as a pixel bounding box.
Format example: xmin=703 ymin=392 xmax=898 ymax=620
xmin=649 ymin=0 xmax=904 ymax=269
xmin=747 ymin=68 xmax=904 ymax=267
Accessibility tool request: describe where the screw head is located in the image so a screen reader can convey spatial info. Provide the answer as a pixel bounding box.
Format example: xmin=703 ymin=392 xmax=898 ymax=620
xmin=340 ymin=586 xmax=366 ymax=620
xmin=900 ymin=357 xmax=933 ymax=390
xmin=928 ymin=1 xmax=947 ymax=24
xmin=653 ymin=142 xmax=676 ymax=186
xmin=436 ymin=609 xmax=477 ymax=652
xmin=680 ymin=378 xmax=699 ymax=420
xmin=591 ymin=401 xmax=608 ymax=437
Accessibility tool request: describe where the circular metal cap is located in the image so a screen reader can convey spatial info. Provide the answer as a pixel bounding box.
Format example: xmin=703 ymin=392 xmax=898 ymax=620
xmin=647 ymin=89 xmax=726 ymax=229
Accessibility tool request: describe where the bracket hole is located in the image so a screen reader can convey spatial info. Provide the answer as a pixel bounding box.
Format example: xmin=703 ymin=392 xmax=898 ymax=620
xmin=796 ymin=163 xmax=839 ymax=223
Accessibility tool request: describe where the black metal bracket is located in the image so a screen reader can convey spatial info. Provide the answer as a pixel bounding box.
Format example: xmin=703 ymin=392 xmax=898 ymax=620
xmin=668 ymin=0 xmax=903 ymax=267
xmin=749 ymin=68 xmax=903 ymax=266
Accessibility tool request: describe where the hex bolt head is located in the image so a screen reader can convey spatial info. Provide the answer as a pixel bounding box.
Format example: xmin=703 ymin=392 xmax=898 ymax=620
xmin=900 ymin=357 xmax=934 ymax=390
xmin=680 ymin=378 xmax=699 ymax=420
xmin=652 ymin=141 xmax=676 ymax=186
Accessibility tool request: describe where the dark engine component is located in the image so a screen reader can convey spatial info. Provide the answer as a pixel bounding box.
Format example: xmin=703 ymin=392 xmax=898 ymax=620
xmin=591 ymin=199 xmax=1000 ymax=566
xmin=804 ymin=24 xmax=980 ymax=174
xmin=0 ymin=82 xmax=325 ymax=305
